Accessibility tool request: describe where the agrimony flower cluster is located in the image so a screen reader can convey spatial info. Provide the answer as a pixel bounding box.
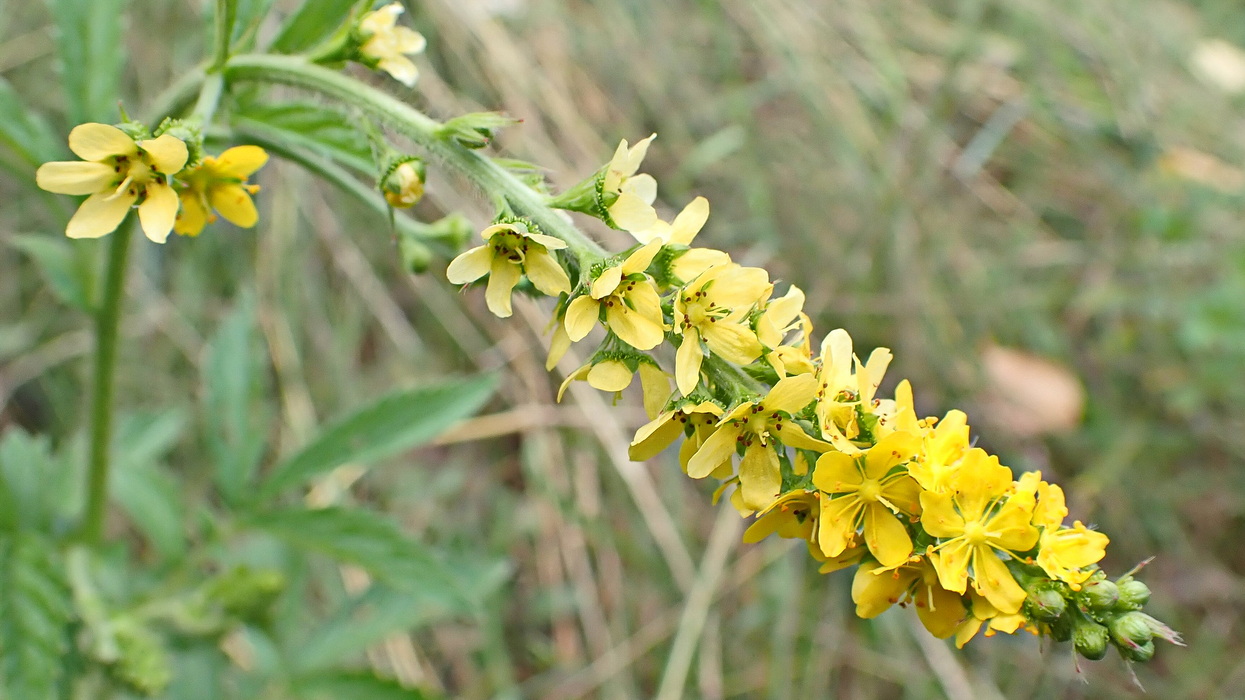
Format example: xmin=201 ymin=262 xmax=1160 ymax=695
xmin=449 ymin=135 xmax=1181 ymax=663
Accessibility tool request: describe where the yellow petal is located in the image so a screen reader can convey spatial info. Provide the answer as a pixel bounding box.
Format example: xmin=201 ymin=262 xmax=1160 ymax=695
xmin=737 ymin=442 xmax=781 ymax=511
xmin=66 ymin=191 xmax=135 ymax=239
xmin=863 ymin=431 xmax=920 ymax=479
xmin=763 ymin=373 xmax=818 ymax=414
xmin=916 ymin=583 xmax=967 ymax=639
xmin=391 ymin=26 xmax=427 ymax=54
xmin=138 ymin=183 xmax=179 ymax=243
xmin=587 ymin=360 xmax=633 ymax=392
xmin=686 ymin=424 xmax=739 ymax=479
xmin=856 ymin=346 xmax=893 ymax=404
xmin=852 ymin=561 xmax=912 ymax=618
xmin=675 ymin=329 xmax=704 ymax=396
xmin=523 ymin=248 xmax=571 ymax=296
xmin=606 ymin=304 xmax=664 ymax=350
xmin=985 ymin=500 xmax=1039 ymax=552
xmin=35 ymin=161 xmax=116 ymax=195
xmin=173 ymin=191 xmax=209 ymax=236
xmin=863 ymin=502 xmax=913 ymax=568
xmin=564 ymin=295 xmax=600 ymax=341
xmin=484 ymin=257 xmax=521 ymax=318
xmin=213 ymin=145 xmax=269 ymax=178
xmin=590 ymin=265 xmax=622 ymax=299
xmin=971 ymin=548 xmax=1027 ymax=614
xmin=930 ymin=541 xmax=972 ymax=594
xmin=622 ymin=239 xmax=663 ymax=276
xmin=701 ymin=321 xmax=762 ymax=366
xmin=208 ymin=183 xmax=258 ymax=227
xmin=629 ymin=413 xmax=683 ymax=462
xmin=637 ymin=363 xmax=671 ymax=420
xmin=609 ymin=192 xmax=658 ymax=233
xmin=669 ymin=196 xmax=709 ymax=245
xmin=138 ymin=134 xmax=189 ymax=174
xmin=68 ymin=123 xmax=136 ymax=161
xmin=360 ymin=2 xmax=401 ymax=34
xmin=445 ymin=246 xmax=492 ymax=284
xmin=812 ymin=452 xmax=862 ymax=493
xmin=546 ymin=321 xmax=571 ymax=370
xmin=378 ymin=56 xmax=419 ymax=86
xmin=917 ymin=491 xmax=963 ymax=538
xmin=773 ymin=422 xmax=830 ymax=451
xmin=670 ymin=247 xmax=730 ymax=283
xmin=817 ymin=494 xmax=862 ymax=557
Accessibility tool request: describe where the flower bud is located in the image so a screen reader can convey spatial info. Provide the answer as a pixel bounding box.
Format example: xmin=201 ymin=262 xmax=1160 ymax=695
xmin=1077 ymin=579 xmax=1119 ymax=611
xmin=1115 ymin=578 xmax=1151 ymax=611
xmin=153 ymin=117 xmax=205 ymax=168
xmin=1109 ymin=611 xmax=1154 ymax=648
xmin=1073 ymin=620 xmax=1110 ymax=660
xmin=382 ymin=157 xmax=426 ymax=208
xmin=1025 ymin=585 xmax=1067 ymax=622
xmin=1120 ymin=639 xmax=1156 ymax=663
xmin=399 ymin=235 xmax=432 ymax=273
xmin=439 ymin=112 xmax=519 ymax=149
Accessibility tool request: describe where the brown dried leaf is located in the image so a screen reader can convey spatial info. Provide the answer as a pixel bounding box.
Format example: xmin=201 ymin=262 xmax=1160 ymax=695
xmin=977 ymin=344 xmax=1085 ymax=438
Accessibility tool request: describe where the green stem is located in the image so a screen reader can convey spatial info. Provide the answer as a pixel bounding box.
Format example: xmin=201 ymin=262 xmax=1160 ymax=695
xmin=80 ymin=220 xmax=134 ymax=546
xmin=211 ymin=0 xmax=236 ymax=71
xmin=222 ymin=54 xmax=606 ymax=263
xmin=191 ymin=72 xmax=224 ymax=126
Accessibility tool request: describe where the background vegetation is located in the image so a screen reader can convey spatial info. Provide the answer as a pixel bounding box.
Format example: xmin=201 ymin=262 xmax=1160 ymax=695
xmin=0 ymin=0 xmax=1241 ymax=697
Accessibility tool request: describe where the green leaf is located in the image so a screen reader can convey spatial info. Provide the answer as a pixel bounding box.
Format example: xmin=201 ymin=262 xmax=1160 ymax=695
xmin=0 ymin=533 xmax=73 ymax=699
xmin=45 ymin=0 xmax=127 ymax=124
xmin=230 ymin=0 xmax=277 ymax=49
xmin=8 ymin=235 xmax=95 ymax=313
xmin=270 ymin=0 xmax=361 ymax=54
xmin=232 ymin=102 xmax=374 ymax=174
xmin=111 ymin=413 xmax=189 ymax=559
xmin=247 ymin=507 xmax=461 ymax=596
xmin=0 ymin=78 xmax=61 ymax=168
xmin=258 ymin=374 xmax=496 ymax=499
xmin=294 ymin=671 xmax=439 ymax=700
xmin=203 ymin=295 xmax=271 ymax=506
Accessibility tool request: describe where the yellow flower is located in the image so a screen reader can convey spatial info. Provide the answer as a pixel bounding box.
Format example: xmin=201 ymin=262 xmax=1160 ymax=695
xmin=381 ymin=159 xmax=424 ymax=208
xmin=920 ymin=449 xmax=1039 ymax=614
xmin=358 ymin=3 xmax=427 ymax=86
xmin=687 ymin=374 xmax=830 ymax=510
xmin=905 ymin=409 xmax=970 ymax=493
xmin=953 ymin=591 xmax=1035 ymax=648
xmin=446 ymin=220 xmax=571 ymax=318
xmin=602 ymin=135 xmax=658 ymax=232
xmin=743 ymin=490 xmax=820 ymax=544
xmin=812 ymin=431 xmax=923 ymax=568
xmin=629 ymin=195 xmax=708 ymax=245
xmin=564 ymin=241 xmax=666 ymax=349
xmin=852 ymin=558 xmax=967 ymax=639
xmin=672 ymin=263 xmax=770 ymax=395
xmin=557 ymin=355 xmax=671 ymax=419
xmin=1015 ymin=471 xmax=1108 ymax=586
xmin=36 ymin=123 xmax=189 ymax=243
xmin=814 ymin=328 xmax=893 ymax=454
xmin=629 ymin=399 xmax=726 ymax=475
xmin=756 ymin=285 xmax=814 ymax=377
xmin=173 ymin=145 xmax=268 ymax=237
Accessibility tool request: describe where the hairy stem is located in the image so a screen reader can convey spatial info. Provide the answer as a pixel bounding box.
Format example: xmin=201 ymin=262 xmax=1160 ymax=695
xmin=80 ymin=219 xmax=134 ymax=545
xmin=222 ymin=54 xmax=606 ymax=263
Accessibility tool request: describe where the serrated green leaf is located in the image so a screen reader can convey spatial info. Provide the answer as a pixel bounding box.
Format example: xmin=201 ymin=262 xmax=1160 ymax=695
xmin=45 ymin=0 xmax=127 ymax=124
xmin=9 ymin=235 xmax=95 ymax=313
xmin=258 ymin=375 xmax=496 ymax=499
xmin=0 ymin=533 xmax=73 ymax=699
xmin=270 ymin=0 xmax=360 ymax=54
xmin=294 ymin=671 xmax=439 ymax=700
xmin=247 ymin=507 xmax=461 ymax=597
xmin=204 ymin=295 xmax=271 ymax=506
xmin=232 ymin=102 xmax=374 ymax=174
xmin=0 ymin=429 xmax=60 ymax=533
xmin=0 ymin=77 xmax=61 ymax=168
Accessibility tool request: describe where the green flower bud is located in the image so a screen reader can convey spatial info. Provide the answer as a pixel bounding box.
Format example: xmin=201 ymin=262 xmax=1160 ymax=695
xmin=381 ymin=157 xmax=426 ymax=208
xmin=399 ymin=235 xmax=433 ymax=273
xmin=1115 ymin=578 xmax=1151 ymax=611
xmin=203 ymin=566 xmax=286 ymax=626
xmin=1026 ymin=585 xmax=1068 ymax=622
xmin=153 ymin=117 xmax=205 ymax=168
xmin=1120 ymin=639 xmax=1156 ymax=663
xmin=1110 ymin=611 xmax=1155 ymax=648
xmin=1073 ymin=620 xmax=1110 ymax=661
xmin=1078 ymin=579 xmax=1119 ymax=611
xmin=110 ymin=618 xmax=173 ymax=696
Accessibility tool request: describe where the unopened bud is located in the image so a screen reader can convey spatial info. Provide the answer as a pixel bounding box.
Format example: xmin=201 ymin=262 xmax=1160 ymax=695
xmin=1073 ymin=621 xmax=1110 ymax=661
xmin=1026 ymin=585 xmax=1067 ymax=622
xmin=399 ymin=235 xmax=432 ymax=273
xmin=1115 ymin=578 xmax=1151 ymax=611
xmin=1110 ymin=611 xmax=1155 ymax=648
xmin=153 ymin=117 xmax=205 ymax=168
xmin=382 ymin=158 xmax=426 ymax=208
xmin=1120 ymin=638 xmax=1156 ymax=663
xmin=1078 ymin=579 xmax=1119 ymax=611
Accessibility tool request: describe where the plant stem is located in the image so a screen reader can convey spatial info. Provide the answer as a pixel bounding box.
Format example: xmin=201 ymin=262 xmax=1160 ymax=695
xmin=80 ymin=219 xmax=134 ymax=546
xmin=222 ymin=54 xmax=607 ymax=263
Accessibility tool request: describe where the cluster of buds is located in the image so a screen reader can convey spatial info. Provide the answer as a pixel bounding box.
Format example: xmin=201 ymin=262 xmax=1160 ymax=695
xmin=448 ymin=134 xmax=1182 ymax=664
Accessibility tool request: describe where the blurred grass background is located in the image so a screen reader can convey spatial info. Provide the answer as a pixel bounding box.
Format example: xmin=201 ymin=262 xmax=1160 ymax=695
xmin=2 ymin=0 xmax=1244 ymax=697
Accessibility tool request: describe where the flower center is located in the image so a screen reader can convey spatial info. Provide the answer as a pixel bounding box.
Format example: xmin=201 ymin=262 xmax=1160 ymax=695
xmin=963 ymin=520 xmax=988 ymax=545
xmin=858 ymin=478 xmax=882 ymax=502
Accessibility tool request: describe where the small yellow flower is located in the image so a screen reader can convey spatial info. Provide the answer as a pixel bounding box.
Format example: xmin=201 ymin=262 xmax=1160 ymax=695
xmin=629 ymin=399 xmax=726 ymax=475
xmin=905 ymin=409 xmax=970 ymax=493
xmin=673 ymin=263 xmax=770 ymax=395
xmin=382 ymin=159 xmax=425 ymax=208
xmin=687 ymin=374 xmax=830 ymax=510
xmin=756 ymin=285 xmax=814 ymax=377
xmin=814 ymin=328 xmax=894 ymax=454
xmin=852 ymin=558 xmax=967 ymax=639
xmin=558 ymin=355 xmax=671 ymax=419
xmin=812 ymin=431 xmax=923 ymax=568
xmin=920 ymin=449 xmax=1039 ymax=614
xmin=173 ymin=146 xmax=268 ymax=237
xmin=602 ymin=135 xmax=658 ymax=232
xmin=743 ymin=490 xmax=820 ymax=544
xmin=1016 ymin=471 xmax=1108 ymax=586
xmin=629 ymin=195 xmax=708 ymax=246
xmin=36 ymin=123 xmax=189 ymax=243
xmin=564 ymin=241 xmax=666 ymax=349
xmin=446 ymin=220 xmax=571 ymax=318
xmin=358 ymin=3 xmax=427 ymax=86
